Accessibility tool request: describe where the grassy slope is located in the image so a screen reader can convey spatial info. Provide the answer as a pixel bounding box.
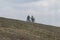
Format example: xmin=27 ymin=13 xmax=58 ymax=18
xmin=0 ymin=17 xmax=60 ymax=40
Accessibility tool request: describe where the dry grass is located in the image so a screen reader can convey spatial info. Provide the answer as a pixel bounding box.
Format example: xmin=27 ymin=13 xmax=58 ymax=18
xmin=0 ymin=17 xmax=60 ymax=40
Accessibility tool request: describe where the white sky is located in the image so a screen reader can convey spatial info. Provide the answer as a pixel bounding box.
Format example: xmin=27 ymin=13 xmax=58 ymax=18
xmin=0 ymin=0 xmax=60 ymax=27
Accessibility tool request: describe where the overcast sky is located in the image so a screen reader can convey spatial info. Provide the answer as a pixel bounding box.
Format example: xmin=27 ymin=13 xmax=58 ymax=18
xmin=0 ymin=0 xmax=60 ymax=27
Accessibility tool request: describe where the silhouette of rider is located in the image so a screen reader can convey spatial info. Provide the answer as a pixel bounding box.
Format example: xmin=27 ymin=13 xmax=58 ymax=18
xmin=27 ymin=15 xmax=30 ymax=22
xmin=31 ymin=16 xmax=35 ymax=22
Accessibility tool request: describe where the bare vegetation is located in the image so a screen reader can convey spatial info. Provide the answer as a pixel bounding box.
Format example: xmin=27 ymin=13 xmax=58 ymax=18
xmin=0 ymin=17 xmax=60 ymax=40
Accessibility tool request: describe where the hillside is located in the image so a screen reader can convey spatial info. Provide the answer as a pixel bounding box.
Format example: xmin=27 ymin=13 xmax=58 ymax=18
xmin=0 ymin=17 xmax=60 ymax=40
